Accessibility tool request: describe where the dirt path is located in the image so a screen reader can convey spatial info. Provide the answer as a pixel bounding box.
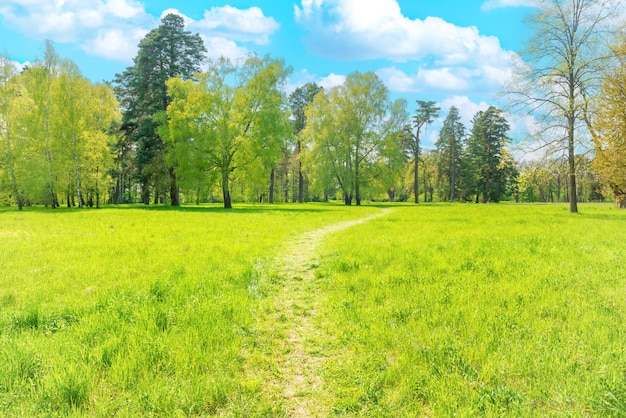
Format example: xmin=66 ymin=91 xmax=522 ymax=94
xmin=265 ymin=208 xmax=391 ymax=417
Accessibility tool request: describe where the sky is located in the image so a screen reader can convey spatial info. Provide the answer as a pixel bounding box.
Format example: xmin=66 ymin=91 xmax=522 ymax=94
xmin=0 ymin=0 xmax=537 ymax=146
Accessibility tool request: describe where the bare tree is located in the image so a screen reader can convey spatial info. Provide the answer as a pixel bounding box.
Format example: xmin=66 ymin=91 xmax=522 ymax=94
xmin=507 ymin=0 xmax=618 ymax=213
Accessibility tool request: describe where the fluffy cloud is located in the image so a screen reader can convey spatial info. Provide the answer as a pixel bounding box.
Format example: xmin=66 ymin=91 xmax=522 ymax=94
xmin=286 ymin=69 xmax=346 ymax=95
xmin=295 ymin=0 xmax=512 ymax=62
xmin=440 ymin=96 xmax=490 ymax=126
xmin=194 ymin=5 xmax=279 ymax=45
xmin=0 ymin=1 xmax=279 ymax=63
xmin=481 ymin=0 xmax=537 ymax=11
xmin=295 ymin=0 xmax=519 ymax=95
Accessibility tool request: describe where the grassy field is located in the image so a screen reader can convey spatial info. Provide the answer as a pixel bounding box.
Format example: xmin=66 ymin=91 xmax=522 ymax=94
xmin=0 ymin=203 xmax=624 ymax=416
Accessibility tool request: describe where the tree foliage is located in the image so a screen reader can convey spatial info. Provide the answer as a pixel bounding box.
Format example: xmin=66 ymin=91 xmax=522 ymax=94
xmin=436 ymin=106 xmax=466 ymax=202
xmin=408 ymin=101 xmax=439 ymax=203
xmin=465 ymin=106 xmax=514 ymax=203
xmin=303 ymin=72 xmax=407 ymax=205
xmin=164 ymin=56 xmax=291 ymax=209
xmin=0 ymin=43 xmax=119 ymax=209
xmin=593 ymin=40 xmax=626 ymax=207
xmin=113 ymin=14 xmax=206 ymax=205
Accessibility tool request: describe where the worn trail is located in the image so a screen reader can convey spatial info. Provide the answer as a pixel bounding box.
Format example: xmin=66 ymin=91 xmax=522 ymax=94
xmin=261 ymin=208 xmax=391 ymax=417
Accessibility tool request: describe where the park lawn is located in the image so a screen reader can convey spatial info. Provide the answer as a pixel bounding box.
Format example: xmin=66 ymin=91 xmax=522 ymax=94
xmin=314 ymin=203 xmax=626 ymax=416
xmin=0 ymin=203 xmax=378 ymax=416
xmin=0 ymin=202 xmax=624 ymax=416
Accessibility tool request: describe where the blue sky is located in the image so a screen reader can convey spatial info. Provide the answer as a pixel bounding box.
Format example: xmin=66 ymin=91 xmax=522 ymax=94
xmin=0 ymin=0 xmax=536 ymax=145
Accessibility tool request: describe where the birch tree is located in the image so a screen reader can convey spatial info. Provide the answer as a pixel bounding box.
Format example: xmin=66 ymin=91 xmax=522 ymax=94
xmin=0 ymin=55 xmax=32 ymax=210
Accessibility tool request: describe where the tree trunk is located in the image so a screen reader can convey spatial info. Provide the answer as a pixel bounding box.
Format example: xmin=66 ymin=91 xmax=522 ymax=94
xmin=450 ymin=143 xmax=456 ymax=202
xmin=141 ymin=179 xmax=150 ymax=205
xmin=169 ymin=167 xmax=180 ymax=206
xmin=222 ymin=171 xmax=232 ymax=209
xmin=297 ymin=140 xmax=304 ymax=203
xmin=344 ymin=193 xmax=352 ymax=206
xmin=620 ymin=198 xmax=626 ymax=209
xmin=413 ymin=153 xmax=419 ymax=204
xmin=387 ymin=188 xmax=395 ymax=202
xmin=269 ymin=168 xmax=275 ymax=204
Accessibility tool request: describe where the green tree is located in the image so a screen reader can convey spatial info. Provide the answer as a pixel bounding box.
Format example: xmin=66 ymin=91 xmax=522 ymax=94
xmin=114 ymin=13 xmax=206 ymax=205
xmin=288 ymin=82 xmax=322 ymax=203
xmin=593 ymin=40 xmax=626 ymax=208
xmin=304 ymin=72 xmax=405 ymax=205
xmin=165 ymin=56 xmax=291 ymax=209
xmin=0 ymin=54 xmax=33 ymax=210
xmin=408 ymin=100 xmax=439 ymax=203
xmin=436 ymin=106 xmax=465 ymax=201
xmin=509 ymin=0 xmax=618 ymax=213
xmin=20 ymin=41 xmax=61 ymax=207
xmin=465 ymin=106 xmax=512 ymax=203
xmin=374 ymin=99 xmax=409 ymax=202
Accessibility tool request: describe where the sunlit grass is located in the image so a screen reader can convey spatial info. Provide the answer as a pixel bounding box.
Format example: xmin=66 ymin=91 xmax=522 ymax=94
xmin=0 ymin=203 xmax=375 ymax=416
xmin=315 ymin=203 xmax=626 ymax=416
xmin=0 ymin=202 xmax=624 ymax=416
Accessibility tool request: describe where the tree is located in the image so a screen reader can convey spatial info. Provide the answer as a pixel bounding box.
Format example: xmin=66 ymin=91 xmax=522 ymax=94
xmin=0 ymin=54 xmax=32 ymax=210
xmin=304 ymin=72 xmax=406 ymax=205
xmin=164 ymin=56 xmax=291 ymax=209
xmin=375 ymin=99 xmax=409 ymax=202
xmin=114 ymin=14 xmax=206 ymax=205
xmin=436 ymin=106 xmax=466 ymax=201
xmin=288 ymin=83 xmax=321 ymax=203
xmin=465 ymin=106 xmax=512 ymax=203
xmin=593 ymin=40 xmax=626 ymax=207
xmin=509 ymin=0 xmax=617 ymax=213
xmin=408 ymin=100 xmax=439 ymax=203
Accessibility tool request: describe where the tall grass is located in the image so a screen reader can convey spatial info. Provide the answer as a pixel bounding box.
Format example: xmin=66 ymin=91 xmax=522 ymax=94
xmin=314 ymin=203 xmax=626 ymax=416
xmin=0 ymin=203 xmax=377 ymax=416
xmin=1 ymin=203 xmax=624 ymax=416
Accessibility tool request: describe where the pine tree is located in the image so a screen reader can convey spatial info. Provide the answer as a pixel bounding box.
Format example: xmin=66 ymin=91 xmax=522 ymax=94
xmin=113 ymin=14 xmax=206 ymax=205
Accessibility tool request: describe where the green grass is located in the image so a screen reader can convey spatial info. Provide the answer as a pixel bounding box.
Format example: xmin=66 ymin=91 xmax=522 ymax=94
xmin=0 ymin=203 xmax=378 ymax=416
xmin=0 ymin=202 xmax=625 ymax=416
xmin=314 ymin=203 xmax=626 ymax=416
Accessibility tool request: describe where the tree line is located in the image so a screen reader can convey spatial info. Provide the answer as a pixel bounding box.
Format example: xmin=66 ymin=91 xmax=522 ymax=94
xmin=1 ymin=1 xmax=625 ymax=210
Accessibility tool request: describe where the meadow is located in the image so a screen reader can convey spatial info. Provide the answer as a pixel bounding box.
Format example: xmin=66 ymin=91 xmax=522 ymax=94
xmin=0 ymin=203 xmax=624 ymax=416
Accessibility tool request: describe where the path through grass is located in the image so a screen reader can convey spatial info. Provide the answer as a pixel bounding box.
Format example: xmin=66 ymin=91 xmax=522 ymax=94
xmin=250 ymin=208 xmax=391 ymax=417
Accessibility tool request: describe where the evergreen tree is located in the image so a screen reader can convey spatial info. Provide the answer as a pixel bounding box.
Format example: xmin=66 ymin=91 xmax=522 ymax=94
xmin=113 ymin=14 xmax=206 ymax=205
xmin=465 ymin=106 xmax=512 ymax=203
xmin=436 ymin=106 xmax=465 ymax=201
xmin=408 ymin=101 xmax=439 ymax=203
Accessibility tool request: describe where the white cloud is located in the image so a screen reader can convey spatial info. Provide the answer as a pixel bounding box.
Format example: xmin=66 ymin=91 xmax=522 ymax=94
xmin=295 ymin=0 xmax=519 ymax=95
xmin=375 ymin=67 xmax=417 ymax=92
xmin=318 ymin=73 xmax=346 ymax=90
xmin=0 ymin=1 xmax=279 ymax=64
xmin=286 ymin=69 xmax=346 ymax=94
xmin=440 ymin=96 xmax=490 ymax=126
xmin=482 ymin=0 xmax=537 ymax=11
xmin=84 ymin=28 xmax=146 ymax=61
xmin=193 ymin=6 xmax=279 ymax=45
xmin=201 ymin=35 xmax=250 ymax=62
xmin=295 ymin=0 xmax=513 ymax=63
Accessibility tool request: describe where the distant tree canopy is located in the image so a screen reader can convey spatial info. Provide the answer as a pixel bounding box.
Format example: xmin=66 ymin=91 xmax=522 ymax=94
xmin=593 ymin=40 xmax=626 ymax=208
xmin=303 ymin=72 xmax=407 ymax=205
xmin=164 ymin=56 xmax=291 ymax=209
xmin=3 ymin=6 xmax=626 ymax=209
xmin=0 ymin=44 xmax=119 ymax=210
